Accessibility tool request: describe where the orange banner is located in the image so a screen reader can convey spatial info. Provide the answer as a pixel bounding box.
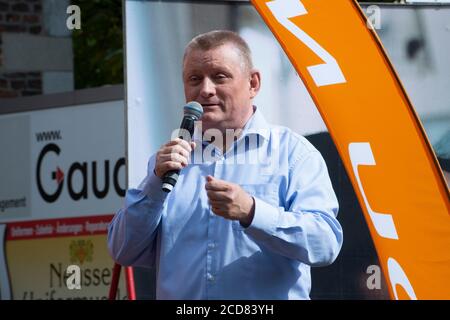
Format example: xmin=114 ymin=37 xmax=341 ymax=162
xmin=252 ymin=0 xmax=450 ymax=299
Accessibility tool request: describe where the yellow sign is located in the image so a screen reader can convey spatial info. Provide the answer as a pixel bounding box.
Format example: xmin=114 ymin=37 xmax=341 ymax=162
xmin=5 ymin=217 xmax=127 ymax=300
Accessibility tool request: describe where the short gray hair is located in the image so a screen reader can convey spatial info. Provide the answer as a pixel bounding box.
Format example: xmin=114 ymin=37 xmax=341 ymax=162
xmin=183 ymin=30 xmax=253 ymax=72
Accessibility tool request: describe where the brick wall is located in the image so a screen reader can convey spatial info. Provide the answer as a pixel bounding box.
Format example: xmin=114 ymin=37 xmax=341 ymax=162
xmin=0 ymin=0 xmax=43 ymax=98
xmin=0 ymin=72 xmax=42 ymax=97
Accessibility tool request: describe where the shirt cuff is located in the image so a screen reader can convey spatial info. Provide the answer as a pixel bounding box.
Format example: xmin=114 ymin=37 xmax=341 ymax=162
xmin=244 ymin=196 xmax=279 ymax=238
xmin=141 ymin=171 xmax=169 ymax=203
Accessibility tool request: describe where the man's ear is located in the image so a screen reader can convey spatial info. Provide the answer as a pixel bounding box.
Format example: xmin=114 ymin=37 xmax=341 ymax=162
xmin=249 ymin=69 xmax=261 ymax=99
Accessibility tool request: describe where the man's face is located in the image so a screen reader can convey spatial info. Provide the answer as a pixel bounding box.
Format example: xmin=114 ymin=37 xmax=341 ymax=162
xmin=183 ymin=43 xmax=260 ymax=132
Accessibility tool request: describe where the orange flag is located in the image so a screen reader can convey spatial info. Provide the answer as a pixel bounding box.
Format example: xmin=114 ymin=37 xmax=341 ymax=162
xmin=252 ymin=0 xmax=450 ymax=299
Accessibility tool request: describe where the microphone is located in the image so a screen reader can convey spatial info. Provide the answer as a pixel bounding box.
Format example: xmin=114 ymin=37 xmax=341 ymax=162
xmin=162 ymin=101 xmax=203 ymax=193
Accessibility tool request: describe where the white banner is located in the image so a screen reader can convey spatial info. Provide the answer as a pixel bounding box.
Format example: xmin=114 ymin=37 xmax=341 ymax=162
xmin=0 ymin=101 xmax=126 ymax=223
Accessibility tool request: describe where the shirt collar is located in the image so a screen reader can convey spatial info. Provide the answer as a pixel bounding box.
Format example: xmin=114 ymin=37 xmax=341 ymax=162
xmin=242 ymin=106 xmax=271 ymax=141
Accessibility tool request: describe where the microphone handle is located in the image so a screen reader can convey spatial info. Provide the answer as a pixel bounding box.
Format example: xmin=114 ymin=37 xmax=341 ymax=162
xmin=162 ymin=170 xmax=180 ymax=193
xmin=161 ymin=115 xmax=196 ymax=193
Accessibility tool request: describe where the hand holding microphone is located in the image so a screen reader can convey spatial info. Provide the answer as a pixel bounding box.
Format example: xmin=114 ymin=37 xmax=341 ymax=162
xmin=154 ymin=101 xmax=203 ymax=192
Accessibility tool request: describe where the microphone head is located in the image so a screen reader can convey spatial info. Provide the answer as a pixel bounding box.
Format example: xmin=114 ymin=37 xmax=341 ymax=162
xmin=184 ymin=101 xmax=203 ymax=120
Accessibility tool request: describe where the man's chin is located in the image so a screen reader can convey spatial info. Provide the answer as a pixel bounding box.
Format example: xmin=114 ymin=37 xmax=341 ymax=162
xmin=200 ymin=116 xmax=223 ymax=132
xmin=201 ymin=112 xmax=217 ymax=122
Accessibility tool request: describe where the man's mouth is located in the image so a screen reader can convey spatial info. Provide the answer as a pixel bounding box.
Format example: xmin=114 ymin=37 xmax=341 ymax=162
xmin=201 ymin=104 xmax=220 ymax=110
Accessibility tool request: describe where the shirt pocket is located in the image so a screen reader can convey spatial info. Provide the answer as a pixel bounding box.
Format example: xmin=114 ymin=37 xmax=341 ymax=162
xmin=232 ymin=182 xmax=279 ymax=231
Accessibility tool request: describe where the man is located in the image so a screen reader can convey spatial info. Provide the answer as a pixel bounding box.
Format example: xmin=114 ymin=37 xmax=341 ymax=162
xmin=108 ymin=30 xmax=343 ymax=299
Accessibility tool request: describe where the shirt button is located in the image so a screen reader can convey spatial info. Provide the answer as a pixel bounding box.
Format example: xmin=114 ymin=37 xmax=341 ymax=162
xmin=208 ymin=242 xmax=216 ymax=249
xmin=207 ymin=273 xmax=215 ymax=282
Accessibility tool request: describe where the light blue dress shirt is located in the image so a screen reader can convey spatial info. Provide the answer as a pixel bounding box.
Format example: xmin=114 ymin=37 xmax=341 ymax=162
xmin=108 ymin=108 xmax=343 ymax=300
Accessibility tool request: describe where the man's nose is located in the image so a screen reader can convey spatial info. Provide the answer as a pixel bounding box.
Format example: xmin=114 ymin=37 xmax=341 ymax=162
xmin=199 ymin=78 xmax=216 ymax=98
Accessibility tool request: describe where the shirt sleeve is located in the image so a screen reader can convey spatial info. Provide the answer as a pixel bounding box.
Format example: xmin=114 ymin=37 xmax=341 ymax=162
xmin=244 ymin=150 xmax=343 ymax=267
xmin=107 ymin=155 xmax=168 ymax=267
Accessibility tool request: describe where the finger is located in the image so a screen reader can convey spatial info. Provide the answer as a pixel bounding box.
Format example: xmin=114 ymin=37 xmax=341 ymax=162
xmin=207 ymin=190 xmax=231 ymax=202
xmin=205 ymin=176 xmax=229 ymax=191
xmin=210 ymin=205 xmax=226 ymax=217
xmin=159 ymin=153 xmax=189 ymax=166
xmin=164 ymin=139 xmax=180 ymax=147
xmin=208 ymin=197 xmax=233 ymax=213
xmin=165 ymin=144 xmax=190 ymax=159
xmin=156 ymin=161 xmax=184 ymax=174
xmin=156 ymin=150 xmax=188 ymax=167
xmin=173 ymin=144 xmax=191 ymax=159
xmin=165 ymin=138 xmax=193 ymax=153
xmin=205 ymin=182 xmax=229 ymax=192
xmin=175 ymin=138 xmax=193 ymax=152
xmin=208 ymin=199 xmax=229 ymax=208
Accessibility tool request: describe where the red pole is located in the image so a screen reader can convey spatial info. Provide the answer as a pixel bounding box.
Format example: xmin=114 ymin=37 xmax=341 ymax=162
xmin=109 ymin=263 xmax=122 ymax=300
xmin=125 ymin=266 xmax=136 ymax=300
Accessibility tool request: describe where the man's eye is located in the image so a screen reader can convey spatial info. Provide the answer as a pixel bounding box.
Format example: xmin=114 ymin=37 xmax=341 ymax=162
xmin=215 ymin=74 xmax=228 ymax=81
xmin=189 ymin=76 xmax=200 ymax=82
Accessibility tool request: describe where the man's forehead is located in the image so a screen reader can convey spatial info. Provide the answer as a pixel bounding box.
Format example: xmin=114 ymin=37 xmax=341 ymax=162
xmin=183 ymin=44 xmax=245 ymax=70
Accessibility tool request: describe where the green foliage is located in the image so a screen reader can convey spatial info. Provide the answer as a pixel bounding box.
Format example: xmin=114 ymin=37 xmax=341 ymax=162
xmin=72 ymin=0 xmax=123 ymax=89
